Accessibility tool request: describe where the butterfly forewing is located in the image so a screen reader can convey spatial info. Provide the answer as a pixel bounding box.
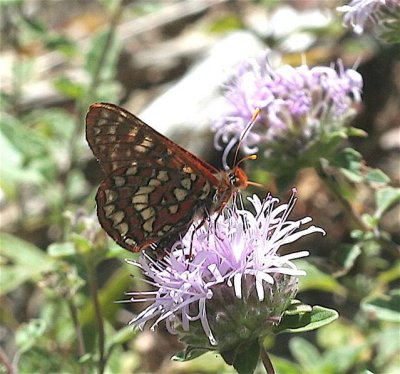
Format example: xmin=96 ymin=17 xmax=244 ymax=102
xmin=86 ymin=103 xmax=226 ymax=254
xmin=86 ymin=103 xmax=220 ymax=176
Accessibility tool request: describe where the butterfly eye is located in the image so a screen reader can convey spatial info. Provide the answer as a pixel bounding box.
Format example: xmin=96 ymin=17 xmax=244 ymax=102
xmin=230 ymin=167 xmax=248 ymax=189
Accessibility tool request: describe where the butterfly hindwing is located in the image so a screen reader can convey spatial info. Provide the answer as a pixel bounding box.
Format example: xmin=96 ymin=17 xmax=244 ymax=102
xmin=96 ymin=164 xmax=216 ymax=252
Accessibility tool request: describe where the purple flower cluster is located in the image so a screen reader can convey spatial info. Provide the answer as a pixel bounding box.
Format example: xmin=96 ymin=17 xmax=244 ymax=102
xmin=213 ymin=55 xmax=363 ymax=165
xmin=127 ymin=192 xmax=325 ymax=346
xmin=337 ymin=0 xmax=400 ymax=35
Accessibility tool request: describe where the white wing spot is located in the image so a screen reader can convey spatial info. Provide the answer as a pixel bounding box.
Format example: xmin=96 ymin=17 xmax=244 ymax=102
xmin=141 ymin=207 xmax=156 ymax=220
xmin=104 ymin=189 xmax=118 ymax=203
xmin=181 ymin=178 xmax=191 ymax=190
xmin=148 ymin=178 xmax=162 ymax=187
xmin=157 ymin=170 xmax=169 ymax=182
xmin=174 ymin=188 xmax=188 ymax=202
xmin=134 ymin=203 xmax=147 ymax=211
xmin=116 ymin=222 xmax=128 ymax=236
xmin=107 ymin=126 xmax=117 ymax=135
xmin=103 ymin=204 xmax=115 ymax=218
xmin=110 ymin=210 xmax=125 ymax=225
xmin=199 ymin=181 xmax=211 ymax=200
xmin=132 ymin=194 xmax=148 ymax=205
xmin=124 ymin=238 xmax=137 ymax=246
xmin=168 ymin=205 xmax=179 ymax=214
xmin=113 ymin=176 xmax=125 ymax=187
xmin=128 ymin=128 xmax=139 ymax=137
xmin=126 ymin=166 xmax=138 ymax=176
xmin=134 ymin=144 xmax=148 ymax=153
xmin=143 ymin=217 xmax=155 ymax=232
xmin=141 ymin=138 xmax=153 ymax=148
xmin=136 ymin=186 xmax=155 ymax=195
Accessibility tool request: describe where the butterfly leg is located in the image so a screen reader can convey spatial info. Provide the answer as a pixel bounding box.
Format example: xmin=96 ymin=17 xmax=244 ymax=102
xmin=185 ymin=209 xmax=212 ymax=262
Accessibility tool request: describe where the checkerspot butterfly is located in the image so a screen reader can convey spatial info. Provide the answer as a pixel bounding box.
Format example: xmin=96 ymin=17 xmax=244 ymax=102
xmin=86 ymin=102 xmax=253 ymax=257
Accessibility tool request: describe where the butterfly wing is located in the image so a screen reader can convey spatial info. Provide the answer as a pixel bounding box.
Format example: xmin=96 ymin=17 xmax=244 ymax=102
xmin=86 ymin=102 xmax=220 ymax=176
xmin=86 ymin=103 xmax=222 ymax=253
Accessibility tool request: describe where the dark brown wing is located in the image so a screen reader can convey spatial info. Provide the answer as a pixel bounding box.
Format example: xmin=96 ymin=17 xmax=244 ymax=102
xmin=96 ymin=164 xmax=216 ymax=253
xmin=86 ymin=102 xmax=220 ymax=177
xmin=85 ymin=103 xmax=225 ymax=253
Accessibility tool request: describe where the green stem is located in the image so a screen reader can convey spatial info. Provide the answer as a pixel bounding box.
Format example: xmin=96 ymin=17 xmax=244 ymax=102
xmin=60 ymin=1 xmax=123 ymax=211
xmin=317 ymin=161 xmax=400 ymax=257
xmin=87 ymin=264 xmax=106 ymax=374
xmin=67 ymin=300 xmax=87 ymax=374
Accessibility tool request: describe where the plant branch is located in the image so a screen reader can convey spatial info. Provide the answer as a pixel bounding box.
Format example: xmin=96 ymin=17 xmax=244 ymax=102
xmin=260 ymin=347 xmax=275 ymax=374
xmin=67 ymin=299 xmax=86 ymax=374
xmin=0 ymin=346 xmax=16 ymax=374
xmin=87 ymin=265 xmax=106 ymax=374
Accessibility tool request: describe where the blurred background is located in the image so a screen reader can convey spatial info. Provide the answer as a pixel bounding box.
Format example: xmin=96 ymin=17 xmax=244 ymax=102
xmin=1 ymin=0 xmax=399 ymax=373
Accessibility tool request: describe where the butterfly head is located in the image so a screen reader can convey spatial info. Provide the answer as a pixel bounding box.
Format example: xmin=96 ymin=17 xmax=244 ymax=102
xmin=229 ymin=166 xmax=248 ymax=190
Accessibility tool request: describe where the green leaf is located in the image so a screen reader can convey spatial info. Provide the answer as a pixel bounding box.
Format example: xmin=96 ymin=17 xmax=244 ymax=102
xmin=0 ymin=127 xmax=24 ymax=193
xmin=289 ymin=337 xmax=321 ymax=372
xmin=85 ymin=29 xmax=121 ymax=80
xmin=347 ymin=126 xmax=367 ymax=137
xmin=106 ymin=325 xmax=137 ymax=351
xmin=173 ymin=347 xmax=209 ymax=362
xmin=47 ymin=242 xmax=76 ymax=257
xmin=80 ymin=265 xmax=134 ymax=339
xmin=53 ymin=76 xmax=85 ymax=99
xmin=0 ymin=233 xmax=54 ymax=294
xmin=377 ymin=261 xmax=400 ymax=284
xmin=15 ymin=319 xmax=47 ymax=353
xmin=208 ymin=15 xmax=243 ymax=34
xmin=374 ymin=187 xmax=400 ymax=219
xmin=366 ymin=169 xmax=390 ymax=186
xmin=334 ymin=148 xmax=364 ymax=183
xmin=361 ymin=290 xmax=400 ymax=322
xmin=323 ymin=344 xmax=365 ymax=373
xmin=274 ymin=305 xmax=339 ymax=334
xmin=269 ymin=354 xmax=302 ymax=374
xmin=296 ymin=260 xmax=347 ymax=296
xmin=285 ymin=300 xmax=312 ymax=315
xmin=13 ymin=58 xmax=36 ymax=85
xmin=375 ymin=327 xmax=400 ymax=368
xmin=335 ymin=244 xmax=362 ymax=275
xmin=231 ymin=339 xmax=260 ymax=374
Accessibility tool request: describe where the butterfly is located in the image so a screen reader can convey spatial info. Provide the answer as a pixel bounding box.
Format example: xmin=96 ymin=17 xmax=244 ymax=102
xmin=86 ymin=102 xmax=255 ymax=257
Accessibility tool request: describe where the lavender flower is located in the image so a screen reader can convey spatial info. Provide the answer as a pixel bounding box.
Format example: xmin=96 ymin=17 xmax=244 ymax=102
xmin=337 ymin=0 xmax=400 ymax=35
xmin=127 ymin=192 xmax=325 ymax=353
xmin=213 ymin=54 xmax=363 ymax=169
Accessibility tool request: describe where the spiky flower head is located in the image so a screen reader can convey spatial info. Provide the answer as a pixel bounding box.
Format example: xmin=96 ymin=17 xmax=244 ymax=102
xmin=212 ymin=54 xmax=363 ymax=184
xmin=337 ymin=0 xmax=400 ymax=38
xmin=127 ymin=192 xmax=325 ymax=357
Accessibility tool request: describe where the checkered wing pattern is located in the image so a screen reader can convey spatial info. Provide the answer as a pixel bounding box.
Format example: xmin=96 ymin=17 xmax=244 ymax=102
xmin=86 ymin=103 xmax=228 ymax=255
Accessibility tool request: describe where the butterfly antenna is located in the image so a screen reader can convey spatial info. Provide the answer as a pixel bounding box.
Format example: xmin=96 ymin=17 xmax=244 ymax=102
xmin=232 ymin=108 xmax=261 ymax=168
